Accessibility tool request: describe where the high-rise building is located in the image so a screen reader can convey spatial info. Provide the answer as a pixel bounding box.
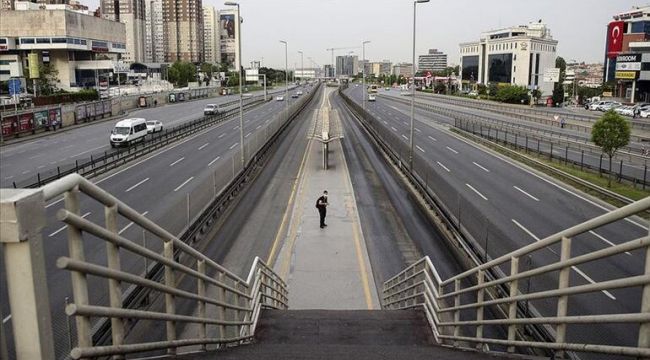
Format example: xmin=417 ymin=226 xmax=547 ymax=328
xmin=145 ymin=0 xmax=164 ymax=62
xmin=418 ymin=49 xmax=447 ymax=73
xmin=459 ymin=21 xmax=558 ymax=95
xmin=163 ymin=0 xmax=204 ymax=63
xmin=379 ymin=60 xmax=392 ymax=75
xmin=101 ymin=0 xmax=146 ymax=63
xmin=392 ymin=63 xmax=413 ymax=77
xmin=335 ymin=55 xmax=358 ymax=76
xmin=324 ymin=64 xmax=334 ymax=78
xmin=202 ymin=5 xmax=218 ymax=64
xmin=217 ymin=7 xmax=239 ymax=69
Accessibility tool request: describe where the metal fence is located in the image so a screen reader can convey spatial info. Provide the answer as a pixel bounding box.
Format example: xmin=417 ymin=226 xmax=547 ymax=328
xmin=383 ymin=195 xmax=650 ymax=358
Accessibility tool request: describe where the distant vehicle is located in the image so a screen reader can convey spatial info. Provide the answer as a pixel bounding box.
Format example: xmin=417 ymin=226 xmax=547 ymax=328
xmin=242 ymin=93 xmax=253 ymax=98
xmin=110 ymin=118 xmax=148 ymax=147
xmin=291 ymin=93 xmax=299 ymax=98
xmin=400 ymin=91 xmax=410 ymax=96
xmin=297 ymin=90 xmax=303 ymax=95
xmin=146 ymin=120 xmax=163 ymax=133
xmin=468 ymin=90 xmax=479 ymax=96
xmin=276 ymin=95 xmax=284 ymax=101
xmin=640 ymin=108 xmax=650 ymax=118
xmin=203 ymin=104 xmax=219 ymax=115
xmin=598 ymin=101 xmax=622 ymax=111
xmin=368 ymin=84 xmax=378 ymax=93
xmin=614 ymin=106 xmax=634 ymax=117
xmin=368 ymin=94 xmax=376 ymax=102
xmin=385 ymin=87 xmax=390 ymax=91
xmin=588 ymin=101 xmax=610 ymax=111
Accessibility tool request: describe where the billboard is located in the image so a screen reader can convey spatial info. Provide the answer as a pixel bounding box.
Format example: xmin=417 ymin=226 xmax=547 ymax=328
xmin=245 ymin=68 xmax=259 ymax=82
xmin=607 ymin=21 xmax=624 ymax=59
xmin=615 ymin=71 xmax=637 ymax=80
xmin=219 ymin=11 xmax=237 ymax=68
xmin=28 ymin=53 xmax=39 ymax=78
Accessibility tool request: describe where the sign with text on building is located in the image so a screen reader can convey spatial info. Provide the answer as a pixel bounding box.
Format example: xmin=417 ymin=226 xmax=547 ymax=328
xmin=615 ymin=71 xmax=638 ymax=80
xmin=543 ymin=68 xmax=560 ymax=83
xmin=615 ymin=53 xmax=641 ymax=72
xmin=27 ymin=53 xmax=39 ymax=78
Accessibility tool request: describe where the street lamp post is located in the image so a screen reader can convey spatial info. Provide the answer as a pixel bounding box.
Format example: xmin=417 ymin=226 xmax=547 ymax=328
xmin=280 ymin=40 xmax=288 ymax=117
xmin=362 ymin=40 xmax=370 ymax=110
xmin=409 ymin=0 xmax=429 ymax=170
xmin=225 ymin=1 xmax=244 ymax=167
xmin=298 ymin=50 xmax=303 ymax=84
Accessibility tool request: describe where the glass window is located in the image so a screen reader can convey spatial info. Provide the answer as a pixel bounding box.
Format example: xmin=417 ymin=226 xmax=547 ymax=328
xmin=0 ymin=70 xmax=10 ymax=75
xmin=0 ymin=38 xmax=6 ymax=44
xmin=488 ymin=53 xmax=513 ymax=83
xmin=21 ymin=38 xmax=35 ymax=44
xmin=36 ymin=38 xmax=50 ymax=44
xmin=52 ymin=38 xmax=67 ymax=43
xmin=80 ymin=40 xmax=87 ymax=45
xmin=461 ymin=55 xmax=479 ymax=81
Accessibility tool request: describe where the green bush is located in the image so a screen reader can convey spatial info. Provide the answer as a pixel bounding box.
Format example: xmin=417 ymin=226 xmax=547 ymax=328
xmin=495 ymin=84 xmax=529 ymax=104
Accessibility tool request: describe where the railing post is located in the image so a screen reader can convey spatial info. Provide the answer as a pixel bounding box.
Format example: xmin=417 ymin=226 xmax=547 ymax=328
xmin=217 ymin=272 xmax=226 ymax=342
xmin=0 ymin=189 xmax=55 ymax=360
xmin=163 ymin=241 xmax=176 ymax=355
xmin=453 ymin=279 xmax=461 ymax=347
xmin=65 ymin=186 xmax=93 ymax=352
xmin=197 ymin=260 xmax=207 ymax=351
xmin=639 ymin=228 xmax=650 ymax=351
xmin=507 ymin=256 xmax=520 ymax=353
xmin=475 ymin=270 xmax=485 ymax=351
xmin=104 ymin=204 xmax=125 ymax=359
xmin=554 ymin=236 xmax=572 ymax=359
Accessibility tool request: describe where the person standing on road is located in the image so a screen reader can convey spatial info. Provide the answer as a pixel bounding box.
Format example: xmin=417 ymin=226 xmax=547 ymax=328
xmin=560 ymin=118 xmax=565 ymax=129
xmin=316 ymin=190 xmax=329 ymax=229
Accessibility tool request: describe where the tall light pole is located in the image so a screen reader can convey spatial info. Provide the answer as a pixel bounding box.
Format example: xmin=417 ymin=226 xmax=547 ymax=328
xmin=409 ymin=0 xmax=429 ymax=170
xmin=225 ymin=1 xmax=244 ymax=167
xmin=280 ymin=40 xmax=288 ymax=117
xmin=362 ymin=40 xmax=370 ymax=110
xmin=298 ymin=50 xmax=303 ymax=84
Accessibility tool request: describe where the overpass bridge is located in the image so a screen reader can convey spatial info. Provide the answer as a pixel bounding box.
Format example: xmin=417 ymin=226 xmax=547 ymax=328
xmin=1 ymin=85 xmax=649 ymax=360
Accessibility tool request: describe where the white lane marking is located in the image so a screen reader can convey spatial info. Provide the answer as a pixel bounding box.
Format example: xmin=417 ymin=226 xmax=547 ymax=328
xmin=174 ymin=177 xmax=194 ymax=192
xmin=198 ymin=143 xmax=209 ymax=150
xmin=511 ymin=219 xmax=617 ymax=300
xmin=402 ymin=121 xmax=409 ymax=126
xmin=473 ymin=162 xmax=490 ymax=172
xmin=256 ymin=125 xmax=262 ymax=129
xmin=446 ymin=146 xmax=458 ymax=154
xmin=428 ymin=135 xmax=437 ymax=142
xmin=28 ymin=153 xmax=45 ymax=159
xmin=118 ymin=211 xmax=149 ymax=235
xmin=4 ymin=175 xmax=14 ymax=180
xmin=513 ymin=186 xmax=540 ymax=202
xmin=169 ymin=157 xmax=185 ymax=167
xmin=45 ymin=197 xmax=65 ymax=208
xmin=208 ymin=156 xmax=221 ymax=166
xmin=245 ymin=132 xmax=252 ymax=138
xmin=70 ymin=145 xmax=106 ymax=158
xmin=416 ymin=145 xmax=426 ymax=153
xmin=415 ymin=127 xmax=422 ymax=133
xmin=383 ymin=120 xmax=388 ymax=125
xmin=437 ymin=161 xmax=450 ymax=172
xmin=126 ymin=177 xmax=150 ymax=192
xmin=233 ymin=126 xmax=239 ymax=130
xmin=2 ymin=314 xmax=11 ymax=323
xmin=589 ymin=230 xmax=632 ymax=256
xmin=218 ymin=133 xmax=226 ymax=138
xmin=37 ymin=165 xmax=45 ymax=169
xmin=466 ymin=183 xmax=488 ymax=201
xmin=229 ymin=142 xmax=238 ymax=150
xmin=401 ymin=134 xmax=409 ymax=140
xmin=21 ymin=170 xmax=30 ymax=175
xmin=48 ymin=211 xmax=91 ymax=237
xmin=391 ymin=126 xmax=398 ymax=132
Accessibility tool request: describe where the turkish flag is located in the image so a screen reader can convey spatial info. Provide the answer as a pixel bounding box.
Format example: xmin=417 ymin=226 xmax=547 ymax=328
xmin=607 ymin=21 xmax=624 ymax=58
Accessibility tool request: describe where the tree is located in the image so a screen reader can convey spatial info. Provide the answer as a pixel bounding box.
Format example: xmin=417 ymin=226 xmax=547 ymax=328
xmin=434 ymin=82 xmax=446 ymax=94
xmin=477 ymin=83 xmax=487 ymax=96
xmin=531 ymin=89 xmax=543 ymax=103
xmin=167 ymin=61 xmax=196 ymax=87
xmin=495 ymin=84 xmax=529 ymax=104
xmin=488 ymin=82 xmax=498 ymax=97
xmin=591 ymin=110 xmax=631 ymax=187
xmin=23 ymin=63 xmax=60 ymax=96
xmin=200 ymin=63 xmax=219 ymax=86
xmin=552 ymin=56 xmax=567 ymax=105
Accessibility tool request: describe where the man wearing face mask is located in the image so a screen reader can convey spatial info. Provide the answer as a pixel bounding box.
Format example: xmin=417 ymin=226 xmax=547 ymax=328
xmin=315 ymin=190 xmax=329 ymax=229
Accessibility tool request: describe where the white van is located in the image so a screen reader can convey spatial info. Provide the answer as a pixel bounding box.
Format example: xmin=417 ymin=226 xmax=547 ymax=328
xmin=110 ymin=118 xmax=148 ymax=147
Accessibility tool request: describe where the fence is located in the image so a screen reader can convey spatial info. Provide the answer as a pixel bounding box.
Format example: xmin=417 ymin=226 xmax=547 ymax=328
xmin=383 ymin=194 xmax=650 ymax=358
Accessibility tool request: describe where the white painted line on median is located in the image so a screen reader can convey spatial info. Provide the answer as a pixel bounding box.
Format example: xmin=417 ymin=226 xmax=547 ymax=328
xmin=21 ymin=170 xmax=30 ymax=175
xmin=174 ymin=177 xmax=194 ymax=192
xmin=256 ymin=125 xmax=262 ymax=129
xmin=2 ymin=314 xmax=11 ymax=324
xmin=466 ymin=183 xmax=488 ymax=201
xmin=428 ymin=135 xmax=437 ymax=142
xmin=403 ymin=121 xmax=409 ymax=126
xmin=446 ymin=146 xmax=458 ymax=154
xmin=126 ymin=177 xmax=150 ymax=192
xmin=118 ymin=211 xmax=149 ymax=235
xmin=383 ymin=120 xmax=388 ymax=125
xmin=589 ymin=230 xmax=632 ymax=256
xmin=513 ymin=186 xmax=539 ymax=202
xmin=169 ymin=157 xmax=185 ymax=167
xmin=229 ymin=142 xmax=238 ymax=150
xmin=416 ymin=145 xmax=426 ymax=153
xmin=49 ymin=212 xmax=91 ymax=237
xmin=233 ymin=126 xmax=239 ymax=130
xmin=218 ymin=133 xmax=226 ymax=138
xmin=391 ymin=126 xmax=398 ymax=132
xmin=437 ymin=161 xmax=450 ymax=172
xmin=511 ymin=219 xmax=617 ymax=300
xmin=208 ymin=156 xmax=221 ymax=167
xmin=473 ymin=162 xmax=490 ymax=172
xmin=245 ymin=132 xmax=252 ymax=138
xmin=401 ymin=134 xmax=409 ymax=140
xmin=415 ymin=127 xmax=422 ymax=133
xmin=198 ymin=143 xmax=209 ymax=150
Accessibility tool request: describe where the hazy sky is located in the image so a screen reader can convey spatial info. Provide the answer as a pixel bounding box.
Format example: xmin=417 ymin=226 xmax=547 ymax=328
xmin=90 ymin=0 xmax=641 ymax=68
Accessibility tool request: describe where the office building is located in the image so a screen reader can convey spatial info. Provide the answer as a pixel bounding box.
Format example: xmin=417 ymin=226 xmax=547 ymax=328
xmin=144 ymin=0 xmax=164 ymax=63
xmin=0 ymin=4 xmax=126 ymax=88
xmin=324 ymin=64 xmax=334 ymax=78
xmin=335 ymin=54 xmax=358 ymax=76
xmin=163 ymin=0 xmax=203 ymax=63
xmin=217 ymin=7 xmax=239 ymax=69
xmin=418 ymin=49 xmax=447 ymax=73
xmin=101 ymin=0 xmax=146 ymax=63
xmin=392 ymin=63 xmax=413 ymax=77
xmin=202 ymin=5 xmax=218 ymax=64
xmin=459 ymin=21 xmax=558 ymax=96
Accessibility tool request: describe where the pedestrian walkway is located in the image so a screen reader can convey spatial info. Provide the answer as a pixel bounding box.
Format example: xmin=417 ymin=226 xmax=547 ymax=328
xmin=273 ymin=87 xmax=380 ymax=310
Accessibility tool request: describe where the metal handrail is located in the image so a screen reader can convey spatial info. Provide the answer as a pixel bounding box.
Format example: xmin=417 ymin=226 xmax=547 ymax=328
xmin=382 ymin=196 xmax=650 ymax=358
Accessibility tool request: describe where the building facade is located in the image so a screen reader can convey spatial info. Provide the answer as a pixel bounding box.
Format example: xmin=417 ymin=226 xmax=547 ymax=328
xmin=418 ymin=49 xmax=447 ymax=73
xmin=392 ymin=63 xmax=413 ymax=77
xmin=459 ymin=21 xmax=558 ymax=96
xmin=144 ymin=0 xmax=164 ymax=63
xmin=0 ymin=6 xmax=126 ymax=88
xmin=202 ymin=5 xmax=218 ymax=64
xmin=335 ymin=55 xmax=358 ymax=76
xmin=163 ymin=0 xmax=203 ymax=63
xmin=101 ymin=0 xmax=146 ymax=63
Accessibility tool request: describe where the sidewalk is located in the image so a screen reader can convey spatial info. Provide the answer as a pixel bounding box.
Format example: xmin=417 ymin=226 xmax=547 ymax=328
xmin=273 ymin=88 xmax=380 ymax=310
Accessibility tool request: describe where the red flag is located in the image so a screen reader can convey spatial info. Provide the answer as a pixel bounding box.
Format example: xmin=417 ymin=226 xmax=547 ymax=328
xmin=607 ymin=21 xmax=624 ymax=58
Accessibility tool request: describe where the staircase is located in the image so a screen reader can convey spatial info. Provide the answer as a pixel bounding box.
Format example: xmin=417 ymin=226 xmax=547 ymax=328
xmin=181 ymin=309 xmax=507 ymax=360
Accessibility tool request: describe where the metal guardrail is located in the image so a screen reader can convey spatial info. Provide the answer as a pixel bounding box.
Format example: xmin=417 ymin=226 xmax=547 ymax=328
xmin=383 ymin=196 xmax=650 ymax=358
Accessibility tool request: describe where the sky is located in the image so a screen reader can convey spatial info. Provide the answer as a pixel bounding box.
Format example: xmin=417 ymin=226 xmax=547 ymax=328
xmin=90 ymin=0 xmax=642 ymax=68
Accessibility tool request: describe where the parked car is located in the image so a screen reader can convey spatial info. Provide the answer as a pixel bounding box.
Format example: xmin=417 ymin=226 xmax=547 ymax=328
xmin=640 ymin=108 xmax=650 ymax=118
xmin=110 ymin=118 xmax=148 ymax=147
xmin=146 ymin=120 xmax=163 ymax=133
xmin=297 ymin=90 xmax=303 ymax=95
xmin=291 ymin=93 xmax=299 ymax=98
xmin=598 ymin=101 xmax=622 ymax=111
xmin=276 ymin=95 xmax=284 ymax=101
xmin=203 ymin=104 xmax=219 ymax=115
xmin=614 ymin=106 xmax=634 ymax=117
xmin=385 ymin=87 xmax=390 ymax=91
xmin=588 ymin=101 xmax=608 ymax=111
xmin=468 ymin=90 xmax=479 ymax=96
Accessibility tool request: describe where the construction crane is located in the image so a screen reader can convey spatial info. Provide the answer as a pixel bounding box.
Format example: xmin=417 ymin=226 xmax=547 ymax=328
xmin=326 ymin=46 xmax=359 ymax=78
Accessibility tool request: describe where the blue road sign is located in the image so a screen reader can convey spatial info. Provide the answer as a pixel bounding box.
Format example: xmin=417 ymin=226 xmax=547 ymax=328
xmin=8 ymin=78 xmax=21 ymax=96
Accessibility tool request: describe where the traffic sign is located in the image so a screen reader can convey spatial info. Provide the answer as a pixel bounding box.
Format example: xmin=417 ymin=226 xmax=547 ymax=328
xmin=8 ymin=78 xmax=21 ymax=96
xmin=543 ymin=68 xmax=560 ymax=83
